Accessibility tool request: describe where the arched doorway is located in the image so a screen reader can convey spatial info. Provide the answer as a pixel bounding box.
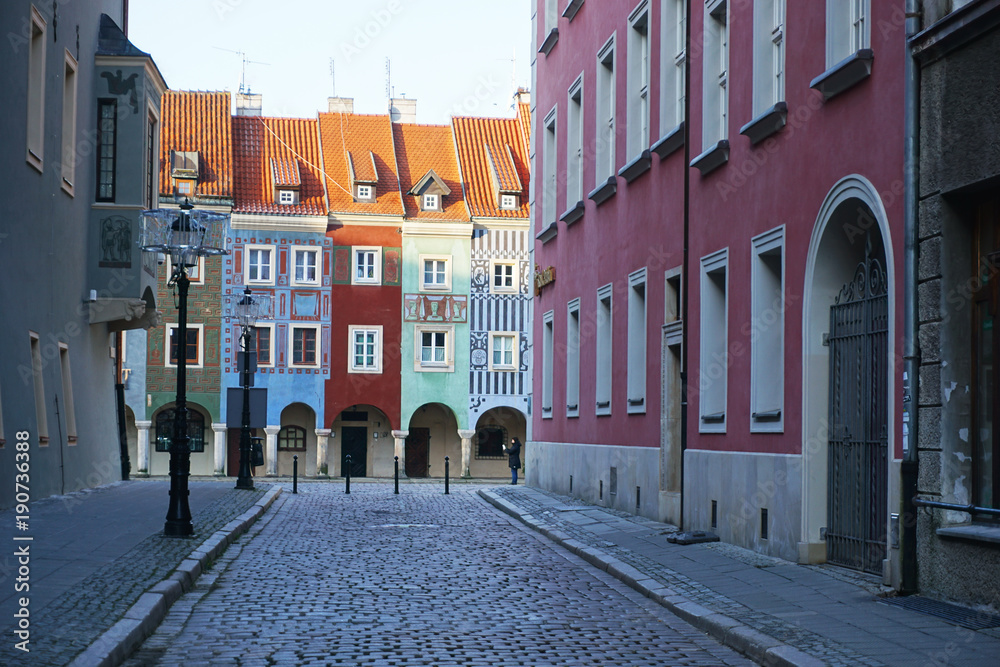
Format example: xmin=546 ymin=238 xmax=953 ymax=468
xmin=802 ymin=176 xmax=894 ymax=575
xmin=329 ymin=405 xmax=392 ymax=477
xmin=276 ymin=403 xmax=316 ymax=476
xmin=474 ymin=407 xmax=527 ymax=478
xmin=150 ymin=403 xmax=213 ymax=476
xmin=406 ymin=403 xmax=459 ymax=478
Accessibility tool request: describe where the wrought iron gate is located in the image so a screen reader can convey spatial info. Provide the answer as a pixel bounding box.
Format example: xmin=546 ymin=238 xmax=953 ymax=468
xmin=827 ymin=256 xmax=888 ymax=575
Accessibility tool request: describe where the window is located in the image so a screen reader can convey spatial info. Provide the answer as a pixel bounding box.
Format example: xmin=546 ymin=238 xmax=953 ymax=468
xmin=58 ymin=344 xmax=78 ymax=443
xmin=279 ymin=190 xmax=294 ymax=205
xmin=660 ymin=0 xmax=686 ymax=134
xmin=422 ymin=193 xmax=440 ymax=211
xmin=96 ymin=100 xmax=117 ymax=201
xmin=176 ymin=180 xmax=193 ymax=196
xmin=246 ymin=246 xmax=274 ymax=284
xmin=827 ymin=0 xmax=869 ymax=67
xmin=290 ymin=325 xmax=320 ymax=368
xmin=146 ymin=109 xmax=157 ymax=208
xmin=492 ymin=261 xmax=518 ymax=293
xmin=253 ymin=324 xmax=274 ymax=366
xmin=26 ymin=6 xmax=46 ymax=171
xmin=596 ymin=37 xmax=616 ymax=184
xmin=475 ymin=425 xmax=507 ymax=459
xmin=567 ymin=76 xmax=584 ymax=206
xmin=420 ymin=255 xmax=451 ymax=291
xmin=751 ymin=227 xmax=784 ymax=432
xmin=166 ymin=324 xmax=204 ymax=368
xmin=542 ymin=107 xmax=557 ymax=224
xmin=596 ymin=283 xmax=613 ymax=415
xmin=700 ymin=249 xmax=728 ymax=432
xmin=500 ymin=193 xmax=518 ymax=209
xmin=154 ymin=408 xmax=206 ymax=453
xmin=292 ymin=247 xmax=320 ymax=285
xmin=61 ymin=51 xmax=78 ymax=194
xmin=414 ymin=324 xmax=454 ymax=372
xmin=566 ymin=299 xmax=581 ymax=417
xmin=490 ymin=332 xmax=518 ymax=371
xmin=627 ymin=2 xmax=650 ymax=158
xmin=167 ymin=256 xmax=204 ymax=285
xmin=29 ymin=333 xmax=48 ymax=444
xmin=353 ymin=247 xmax=382 ymax=285
xmin=627 ymin=268 xmax=647 ymax=413
xmin=356 ymin=184 xmax=373 ymax=201
xmin=278 ymin=425 xmax=307 ymax=451
xmin=753 ymin=0 xmax=785 ymax=116
xmin=702 ymin=1 xmax=729 ymax=149
xmin=348 ymin=325 xmax=382 ymax=373
xmin=542 ymin=311 xmax=554 ymax=417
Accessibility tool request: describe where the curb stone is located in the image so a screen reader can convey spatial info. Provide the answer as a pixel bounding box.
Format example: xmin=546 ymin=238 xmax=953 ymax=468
xmin=479 ymin=488 xmax=813 ymax=667
xmin=68 ymin=485 xmax=283 ymax=667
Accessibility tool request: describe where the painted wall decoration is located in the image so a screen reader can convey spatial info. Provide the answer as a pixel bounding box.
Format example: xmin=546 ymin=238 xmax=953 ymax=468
xmin=99 ymin=215 xmax=132 ymax=268
xmin=403 ymin=294 xmax=468 ymax=323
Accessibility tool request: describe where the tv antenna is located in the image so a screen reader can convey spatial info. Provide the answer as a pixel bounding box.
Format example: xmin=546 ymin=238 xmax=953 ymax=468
xmin=213 ymin=47 xmax=271 ymax=94
xmin=329 ymin=58 xmax=336 ymax=97
xmin=385 ymin=57 xmax=393 ymax=102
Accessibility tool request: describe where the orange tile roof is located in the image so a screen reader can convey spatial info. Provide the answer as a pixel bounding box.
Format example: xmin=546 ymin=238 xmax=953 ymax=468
xmin=159 ymin=91 xmax=233 ymax=201
xmin=392 ymin=123 xmax=469 ymax=222
xmin=232 ymin=116 xmax=326 ymax=216
xmin=348 ymin=151 xmax=378 ymax=184
xmin=517 ymin=101 xmax=531 ymax=155
xmin=317 ymin=113 xmax=404 ymax=217
xmin=452 ymin=114 xmax=530 ymax=219
xmin=485 ymin=143 xmax=523 ymax=192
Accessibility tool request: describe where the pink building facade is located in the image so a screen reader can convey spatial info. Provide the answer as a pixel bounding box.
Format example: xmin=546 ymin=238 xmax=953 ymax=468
xmin=530 ymin=0 xmax=907 ymax=587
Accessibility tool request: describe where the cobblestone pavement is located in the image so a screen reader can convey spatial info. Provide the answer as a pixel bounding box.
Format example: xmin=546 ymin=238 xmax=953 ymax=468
xmin=124 ymin=482 xmax=756 ymax=666
xmin=0 ymin=482 xmax=268 ymax=667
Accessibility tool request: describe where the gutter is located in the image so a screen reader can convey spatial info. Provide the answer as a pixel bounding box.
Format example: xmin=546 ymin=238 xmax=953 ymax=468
xmin=679 ymin=0 xmax=693 ymax=532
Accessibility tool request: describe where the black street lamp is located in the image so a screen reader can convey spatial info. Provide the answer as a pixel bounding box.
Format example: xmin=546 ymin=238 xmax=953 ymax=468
xmin=228 ymin=286 xmax=271 ymax=489
xmin=140 ymin=200 xmax=229 ymax=536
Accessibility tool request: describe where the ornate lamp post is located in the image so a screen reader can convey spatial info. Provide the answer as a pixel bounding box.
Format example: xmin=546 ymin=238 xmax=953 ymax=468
xmin=226 ymin=286 xmax=272 ymax=489
xmin=140 ymin=200 xmax=229 ymax=536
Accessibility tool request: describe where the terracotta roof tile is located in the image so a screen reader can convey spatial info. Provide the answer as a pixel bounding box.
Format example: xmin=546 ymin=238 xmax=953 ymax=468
xmin=485 ymin=143 xmax=523 ymax=192
xmin=159 ymin=91 xmax=233 ymax=200
xmin=392 ymin=123 xmax=469 ymax=222
xmin=232 ymin=116 xmax=326 ymax=216
xmin=452 ymin=113 xmax=531 ymax=219
xmin=348 ymin=151 xmax=378 ymax=184
xmin=317 ymin=113 xmax=404 ymax=217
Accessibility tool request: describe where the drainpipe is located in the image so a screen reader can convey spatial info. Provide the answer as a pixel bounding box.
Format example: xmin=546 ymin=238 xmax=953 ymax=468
xmin=679 ymin=0 xmax=693 ymax=532
xmin=901 ymin=0 xmax=922 ymax=595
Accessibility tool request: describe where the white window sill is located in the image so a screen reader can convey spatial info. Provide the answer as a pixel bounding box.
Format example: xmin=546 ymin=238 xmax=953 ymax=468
xmin=652 ymin=121 xmax=685 ymax=160
xmin=690 ymin=140 xmax=730 ymax=176
xmin=740 ymin=102 xmax=788 ymax=145
xmin=588 ymin=176 xmax=617 ymax=206
xmin=810 ymin=49 xmax=874 ymax=101
xmin=539 ymin=27 xmax=559 ymax=55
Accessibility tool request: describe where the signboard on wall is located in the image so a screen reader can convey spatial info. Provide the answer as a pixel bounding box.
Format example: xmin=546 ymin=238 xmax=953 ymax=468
xmin=226 ymin=388 xmax=267 ymax=428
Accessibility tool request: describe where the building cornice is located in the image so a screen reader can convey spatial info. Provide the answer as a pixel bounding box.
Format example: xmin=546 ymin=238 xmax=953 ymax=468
xmin=402 ymin=221 xmax=473 ymax=239
xmin=231 ymin=213 xmax=328 ymax=234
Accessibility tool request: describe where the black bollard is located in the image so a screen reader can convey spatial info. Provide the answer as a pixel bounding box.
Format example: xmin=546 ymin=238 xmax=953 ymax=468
xmin=445 ymin=456 xmax=450 ymax=495
xmin=394 ymin=455 xmax=399 ymax=495
xmin=293 ymin=455 xmax=298 ymax=494
xmin=345 ymin=454 xmax=351 ymax=494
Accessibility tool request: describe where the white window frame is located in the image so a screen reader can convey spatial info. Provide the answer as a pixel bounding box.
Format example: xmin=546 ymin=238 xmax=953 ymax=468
xmin=500 ymin=193 xmax=518 ymax=210
xmin=356 ymin=183 xmax=373 ymax=201
xmin=542 ymin=106 xmax=558 ymax=224
xmin=699 ymin=248 xmax=728 ymax=433
xmin=291 ymin=246 xmax=321 ymax=286
xmin=596 ymin=35 xmax=617 ymax=184
xmin=627 ymin=268 xmax=647 ymax=414
xmin=491 ymin=260 xmax=519 ymax=294
xmin=596 ymin=283 xmax=613 ymax=415
xmin=26 ymin=6 xmax=46 ymax=172
xmin=827 ymin=0 xmax=870 ymax=68
xmin=253 ymin=322 xmax=275 ymax=368
xmin=58 ymin=343 xmax=78 ymax=443
xmin=753 ymin=0 xmax=785 ymax=116
xmin=289 ymin=323 xmax=322 ymax=369
xmin=168 ymin=255 xmax=205 ymax=286
xmin=422 ymin=193 xmax=440 ymax=211
xmin=659 ymin=0 xmax=686 ymax=136
xmin=567 ymin=74 xmax=584 ymax=206
xmin=627 ymin=1 xmax=651 ymax=159
xmin=750 ymin=227 xmax=785 ymax=433
xmin=246 ymin=245 xmax=275 ymax=286
xmin=414 ymin=324 xmax=455 ymax=372
xmin=165 ymin=323 xmax=205 ymax=369
xmin=566 ymin=299 xmax=581 ymax=418
xmin=489 ymin=332 xmax=519 ymax=372
xmin=29 ymin=332 xmax=48 ymax=444
xmin=61 ymin=50 xmax=78 ymax=195
xmin=702 ymin=0 xmax=729 ymax=150
xmin=348 ymin=325 xmax=383 ymax=374
xmin=278 ymin=189 xmax=295 ymax=205
xmin=420 ymin=254 xmax=452 ymax=292
xmin=352 ymin=246 xmax=382 ymax=285
xmin=541 ymin=310 xmax=555 ymax=418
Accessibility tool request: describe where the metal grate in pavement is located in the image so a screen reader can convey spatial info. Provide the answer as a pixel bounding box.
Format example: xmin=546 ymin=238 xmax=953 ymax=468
xmin=879 ymin=596 xmax=1000 ymax=629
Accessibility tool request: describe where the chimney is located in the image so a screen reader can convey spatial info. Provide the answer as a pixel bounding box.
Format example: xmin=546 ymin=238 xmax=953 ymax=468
xmin=514 ymin=88 xmax=531 ymax=106
xmin=389 ymin=97 xmax=417 ymax=124
xmin=236 ymin=92 xmax=262 ymax=116
xmin=328 ymin=97 xmax=355 ymax=114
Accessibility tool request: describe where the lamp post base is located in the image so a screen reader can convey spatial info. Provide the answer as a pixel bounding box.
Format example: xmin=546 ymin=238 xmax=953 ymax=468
xmin=164 ymin=519 xmax=194 ymax=537
xmin=236 ymin=476 xmax=254 ymax=490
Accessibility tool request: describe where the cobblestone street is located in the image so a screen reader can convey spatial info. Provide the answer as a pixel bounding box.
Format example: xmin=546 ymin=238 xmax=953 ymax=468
xmin=124 ymin=483 xmax=755 ymax=666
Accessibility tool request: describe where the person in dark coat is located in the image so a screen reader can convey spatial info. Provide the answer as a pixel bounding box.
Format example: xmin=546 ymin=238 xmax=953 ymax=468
xmin=502 ymin=437 xmax=522 ymax=485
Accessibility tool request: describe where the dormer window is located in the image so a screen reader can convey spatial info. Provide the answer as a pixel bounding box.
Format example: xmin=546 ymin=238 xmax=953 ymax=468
xmin=408 ymin=168 xmax=451 ymax=214
xmin=422 ymin=193 xmax=440 ymax=211
xmin=279 ymin=189 xmax=295 ymax=205
xmin=176 ymin=180 xmax=194 ymax=196
xmin=171 ymin=151 xmax=200 ymax=197
xmin=500 ymin=193 xmax=519 ymax=210
xmin=356 ymin=184 xmax=374 ymax=201
xmin=270 ymin=157 xmax=301 ymax=206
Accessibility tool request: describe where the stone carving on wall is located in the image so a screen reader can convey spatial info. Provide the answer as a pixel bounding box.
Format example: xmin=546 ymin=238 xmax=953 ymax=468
xmin=403 ymin=294 xmax=468 ymax=322
xmin=99 ymin=215 xmax=132 ymax=268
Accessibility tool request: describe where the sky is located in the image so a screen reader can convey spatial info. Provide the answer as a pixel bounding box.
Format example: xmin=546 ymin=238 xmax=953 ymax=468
xmin=128 ymin=0 xmax=533 ymax=124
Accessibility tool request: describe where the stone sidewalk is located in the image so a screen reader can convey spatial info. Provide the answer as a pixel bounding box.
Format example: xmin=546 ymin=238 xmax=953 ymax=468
xmin=481 ymin=485 xmax=1000 ymax=667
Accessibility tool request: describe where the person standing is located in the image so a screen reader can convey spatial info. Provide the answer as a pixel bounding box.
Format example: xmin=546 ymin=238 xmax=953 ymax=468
xmin=502 ymin=437 xmax=522 ymax=485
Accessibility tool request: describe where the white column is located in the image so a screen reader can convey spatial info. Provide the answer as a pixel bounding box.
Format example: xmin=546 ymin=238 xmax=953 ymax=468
xmin=457 ymin=429 xmax=476 ymax=478
xmin=135 ymin=420 xmax=151 ymax=477
xmin=315 ymin=428 xmax=331 ymax=477
xmin=264 ymin=425 xmax=280 ymax=476
xmin=212 ymin=423 xmax=227 ymax=476
xmin=392 ymin=430 xmax=408 ymax=478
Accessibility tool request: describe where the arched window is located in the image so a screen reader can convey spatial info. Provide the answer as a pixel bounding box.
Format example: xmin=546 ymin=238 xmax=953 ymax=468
xmin=278 ymin=425 xmax=307 ymax=451
xmin=154 ymin=409 xmax=205 ymax=452
xmin=475 ymin=425 xmax=507 ymax=460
